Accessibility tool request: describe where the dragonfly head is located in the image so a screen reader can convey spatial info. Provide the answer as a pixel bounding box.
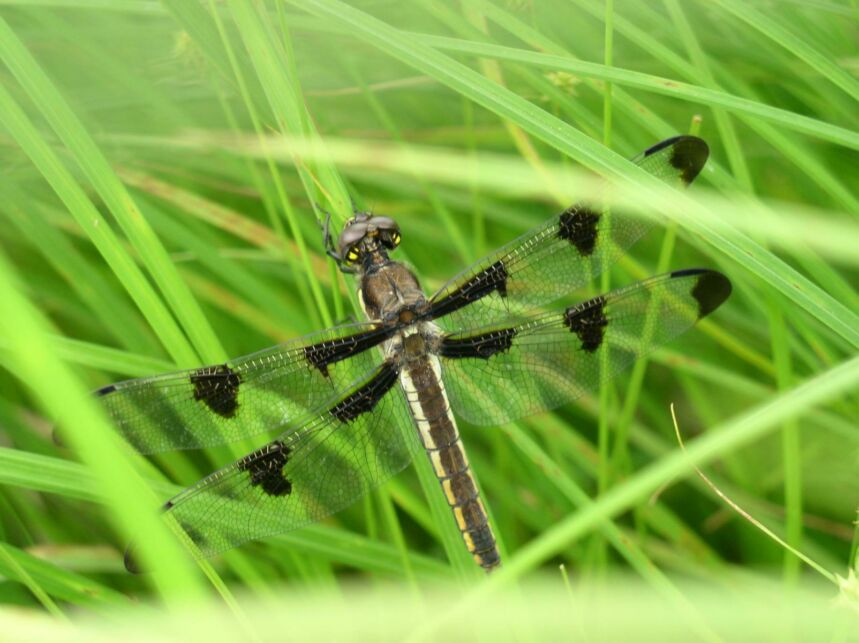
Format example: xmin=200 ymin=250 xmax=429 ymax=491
xmin=337 ymin=213 xmax=401 ymax=271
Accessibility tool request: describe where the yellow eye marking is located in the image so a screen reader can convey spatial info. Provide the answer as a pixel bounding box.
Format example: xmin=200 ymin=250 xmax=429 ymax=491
xmin=391 ymin=232 xmax=401 ymax=245
xmin=346 ymin=249 xmax=359 ymax=262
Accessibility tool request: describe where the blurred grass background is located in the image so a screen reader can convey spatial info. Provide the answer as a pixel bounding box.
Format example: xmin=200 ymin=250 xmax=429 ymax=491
xmin=0 ymin=0 xmax=857 ymax=637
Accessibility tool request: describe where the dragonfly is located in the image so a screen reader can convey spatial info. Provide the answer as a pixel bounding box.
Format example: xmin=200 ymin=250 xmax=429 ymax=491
xmin=90 ymin=136 xmax=730 ymax=573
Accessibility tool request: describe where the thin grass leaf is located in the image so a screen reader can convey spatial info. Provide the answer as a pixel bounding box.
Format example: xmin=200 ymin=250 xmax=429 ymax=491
xmin=0 ymin=16 xmax=225 ymax=364
xmin=0 ymin=543 xmax=129 ymax=613
xmin=0 ymin=73 xmax=196 ymax=367
xmin=711 ymin=0 xmax=859 ymax=104
xmin=417 ymin=35 xmax=859 ymax=151
xmin=0 ymin=246 xmax=207 ymax=603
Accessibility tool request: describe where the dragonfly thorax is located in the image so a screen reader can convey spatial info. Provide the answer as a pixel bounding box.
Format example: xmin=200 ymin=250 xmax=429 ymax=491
xmin=359 ymin=261 xmax=428 ymax=323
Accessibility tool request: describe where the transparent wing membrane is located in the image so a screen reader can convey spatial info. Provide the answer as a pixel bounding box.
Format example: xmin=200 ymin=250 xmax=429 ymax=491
xmin=82 ymin=136 xmax=729 ymax=569
xmin=94 ymin=323 xmax=393 ymax=453
xmin=440 ymin=269 xmax=730 ymax=426
xmin=126 ymin=361 xmax=418 ymax=566
xmin=426 ymin=136 xmax=709 ymax=330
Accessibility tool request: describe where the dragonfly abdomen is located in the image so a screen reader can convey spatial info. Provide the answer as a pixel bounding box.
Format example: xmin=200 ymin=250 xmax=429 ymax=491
xmin=400 ymin=353 xmax=501 ymax=572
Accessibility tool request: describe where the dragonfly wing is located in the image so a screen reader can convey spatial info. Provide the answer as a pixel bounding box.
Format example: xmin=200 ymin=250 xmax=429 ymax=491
xmin=126 ymin=359 xmax=419 ymax=567
xmin=425 ymin=136 xmax=709 ymax=330
xmin=438 ymin=269 xmax=730 ymax=426
xmin=92 ymin=322 xmax=396 ymax=453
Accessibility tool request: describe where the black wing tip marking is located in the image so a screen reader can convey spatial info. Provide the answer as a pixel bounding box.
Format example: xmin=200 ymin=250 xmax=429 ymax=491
xmin=644 ymin=135 xmax=709 ymax=185
xmin=237 ymin=440 xmax=293 ymax=497
xmin=190 ymin=363 xmax=241 ymax=418
xmin=557 ymin=206 xmax=600 ymax=256
xmin=564 ymin=295 xmax=608 ymax=352
xmin=671 ymin=268 xmax=732 ymax=318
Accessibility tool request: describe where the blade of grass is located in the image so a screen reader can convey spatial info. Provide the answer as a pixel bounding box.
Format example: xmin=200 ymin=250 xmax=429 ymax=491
xmin=345 ymin=59 xmax=471 ymax=263
xmin=569 ymin=0 xmax=859 ymax=215
xmin=0 ymin=246 xmax=207 ymax=604
xmin=594 ymin=0 xmax=616 ymax=575
xmin=225 ymin=0 xmax=352 ymax=326
xmin=663 ymin=0 xmax=807 ymax=587
xmin=416 ymin=35 xmax=859 ymax=151
xmin=219 ymin=132 xmax=859 ymax=349
xmin=712 ymin=0 xmax=859 ymax=103
xmin=0 ymin=185 xmax=155 ymax=356
xmin=0 ymin=543 xmax=129 ymax=613
xmin=0 ymin=543 xmax=68 ymax=619
xmin=0 ymin=444 xmax=449 ymax=580
xmin=506 ymin=422 xmax=681 ymax=587
xmin=205 ymin=0 xmax=326 ymax=330
xmin=504 ymin=355 xmax=859 ymax=580
xmin=457 ymin=0 xmax=739 ymax=190
xmin=0 ymin=15 xmax=225 ymax=364
xmin=0 ymin=68 xmax=196 ymax=367
xmin=417 ymin=353 xmax=859 ymax=638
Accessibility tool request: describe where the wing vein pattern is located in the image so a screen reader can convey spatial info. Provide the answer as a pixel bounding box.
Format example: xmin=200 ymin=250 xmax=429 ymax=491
xmin=132 ymin=360 xmax=420 ymax=560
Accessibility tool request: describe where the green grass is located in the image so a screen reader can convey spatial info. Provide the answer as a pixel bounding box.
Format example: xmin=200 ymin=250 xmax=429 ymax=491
xmin=0 ymin=0 xmax=857 ymax=638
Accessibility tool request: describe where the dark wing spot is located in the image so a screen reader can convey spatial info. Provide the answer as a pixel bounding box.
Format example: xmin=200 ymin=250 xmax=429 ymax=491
xmin=558 ymin=206 xmax=600 ymax=256
xmin=330 ymin=361 xmax=399 ymax=424
xmin=666 ymin=136 xmax=709 ymax=185
xmin=564 ymin=296 xmax=608 ymax=352
xmin=428 ymin=261 xmax=509 ymax=320
xmin=440 ymin=328 xmax=517 ymax=360
xmin=670 ymin=269 xmax=732 ymax=318
xmin=95 ymin=384 xmax=117 ymax=396
xmin=237 ymin=440 xmax=292 ymax=497
xmin=189 ymin=364 xmax=241 ymax=418
xmin=303 ymin=327 xmax=391 ymax=377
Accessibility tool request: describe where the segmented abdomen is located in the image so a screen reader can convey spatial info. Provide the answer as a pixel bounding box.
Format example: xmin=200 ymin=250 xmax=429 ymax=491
xmin=400 ymin=353 xmax=500 ymax=571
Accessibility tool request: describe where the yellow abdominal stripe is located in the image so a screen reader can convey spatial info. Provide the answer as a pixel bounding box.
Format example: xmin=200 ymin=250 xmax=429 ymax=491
xmin=429 ymin=450 xmax=445 ymax=477
xmin=453 ymin=497 xmax=486 ymax=532
xmin=463 ymin=531 xmax=475 ymax=551
xmin=441 ymin=478 xmax=456 ymax=505
xmin=454 ymin=506 xmax=467 ymax=530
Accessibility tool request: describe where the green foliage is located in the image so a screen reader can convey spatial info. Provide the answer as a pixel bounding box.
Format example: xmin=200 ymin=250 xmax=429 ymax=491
xmin=0 ymin=0 xmax=857 ymax=636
